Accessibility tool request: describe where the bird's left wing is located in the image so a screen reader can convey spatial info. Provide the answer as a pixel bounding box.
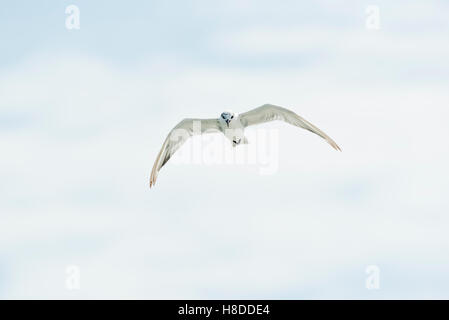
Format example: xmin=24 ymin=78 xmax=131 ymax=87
xmin=239 ymin=104 xmax=341 ymax=151
xmin=150 ymin=118 xmax=220 ymax=188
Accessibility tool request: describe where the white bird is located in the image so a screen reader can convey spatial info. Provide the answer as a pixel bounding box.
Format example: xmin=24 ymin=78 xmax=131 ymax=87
xmin=150 ymin=104 xmax=341 ymax=188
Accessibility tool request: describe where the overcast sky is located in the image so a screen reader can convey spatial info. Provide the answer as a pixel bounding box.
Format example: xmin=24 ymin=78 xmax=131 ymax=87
xmin=1 ymin=0 xmax=449 ymax=299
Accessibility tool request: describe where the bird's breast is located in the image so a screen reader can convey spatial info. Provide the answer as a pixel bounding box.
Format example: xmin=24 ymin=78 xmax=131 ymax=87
xmin=223 ymin=118 xmax=245 ymax=142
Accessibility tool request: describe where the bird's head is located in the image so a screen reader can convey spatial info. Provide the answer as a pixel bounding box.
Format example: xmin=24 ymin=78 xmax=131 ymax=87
xmin=220 ymin=110 xmax=235 ymax=128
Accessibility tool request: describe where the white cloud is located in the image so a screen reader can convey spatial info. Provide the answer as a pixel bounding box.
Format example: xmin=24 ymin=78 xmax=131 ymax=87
xmin=1 ymin=50 xmax=448 ymax=299
xmin=1 ymin=0 xmax=449 ymax=298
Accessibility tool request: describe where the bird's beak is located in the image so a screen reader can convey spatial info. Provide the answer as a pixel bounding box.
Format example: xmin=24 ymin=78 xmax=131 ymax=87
xmin=226 ymin=119 xmax=230 ymax=127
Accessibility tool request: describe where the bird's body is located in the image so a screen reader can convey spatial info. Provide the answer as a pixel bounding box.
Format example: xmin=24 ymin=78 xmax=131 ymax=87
xmin=150 ymin=104 xmax=341 ymax=188
xmin=219 ymin=111 xmax=248 ymax=147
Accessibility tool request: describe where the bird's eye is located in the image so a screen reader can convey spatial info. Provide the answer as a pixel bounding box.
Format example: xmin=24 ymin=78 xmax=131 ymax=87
xmin=231 ymin=115 xmax=234 ymax=119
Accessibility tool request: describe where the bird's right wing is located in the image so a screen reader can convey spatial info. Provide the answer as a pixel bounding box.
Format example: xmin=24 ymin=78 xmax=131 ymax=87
xmin=239 ymin=104 xmax=341 ymax=151
xmin=150 ymin=118 xmax=220 ymax=188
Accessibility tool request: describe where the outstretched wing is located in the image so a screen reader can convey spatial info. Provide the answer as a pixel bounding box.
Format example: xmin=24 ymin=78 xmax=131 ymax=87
xmin=239 ymin=104 xmax=341 ymax=151
xmin=150 ymin=118 xmax=220 ymax=188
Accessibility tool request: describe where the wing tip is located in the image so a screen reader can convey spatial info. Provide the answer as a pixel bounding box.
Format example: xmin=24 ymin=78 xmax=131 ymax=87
xmin=149 ymin=173 xmax=157 ymax=189
xmin=328 ymin=140 xmax=341 ymax=152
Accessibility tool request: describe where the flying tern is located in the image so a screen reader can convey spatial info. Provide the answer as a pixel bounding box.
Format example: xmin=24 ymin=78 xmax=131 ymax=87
xmin=150 ymin=104 xmax=341 ymax=188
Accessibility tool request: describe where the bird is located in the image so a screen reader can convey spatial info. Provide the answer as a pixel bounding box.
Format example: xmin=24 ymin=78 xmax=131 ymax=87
xmin=149 ymin=104 xmax=341 ymax=188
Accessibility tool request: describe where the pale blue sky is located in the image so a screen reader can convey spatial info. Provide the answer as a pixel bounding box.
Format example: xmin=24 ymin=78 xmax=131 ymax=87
xmin=1 ymin=0 xmax=449 ymax=299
